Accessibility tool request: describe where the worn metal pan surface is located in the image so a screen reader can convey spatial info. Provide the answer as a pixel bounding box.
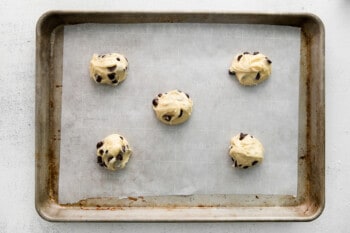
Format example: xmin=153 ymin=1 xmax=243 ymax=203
xmin=35 ymin=11 xmax=325 ymax=221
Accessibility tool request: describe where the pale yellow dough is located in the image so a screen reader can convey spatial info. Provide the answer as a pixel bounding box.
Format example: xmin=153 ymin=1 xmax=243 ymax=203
xmin=229 ymin=52 xmax=272 ymax=86
xmin=229 ymin=133 xmax=264 ymax=169
xmin=89 ymin=53 xmax=128 ymax=86
xmin=152 ymin=90 xmax=193 ymax=125
xmin=96 ymin=134 xmax=132 ymax=171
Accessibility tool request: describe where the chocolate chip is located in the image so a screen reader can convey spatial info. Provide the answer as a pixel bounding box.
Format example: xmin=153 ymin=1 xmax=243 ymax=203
xmin=239 ymin=133 xmax=248 ymax=140
xmin=237 ymin=54 xmax=243 ymax=61
xmin=253 ymin=51 xmax=259 ymax=55
xmin=243 ymin=52 xmax=250 ymax=54
xmin=107 ymin=73 xmax=116 ymax=80
xmin=152 ymin=98 xmax=158 ymax=107
xmin=99 ymin=162 xmax=104 ymax=167
xmin=96 ymin=141 xmax=103 ymax=149
xmin=125 ymin=66 xmax=128 ymax=70
xmin=107 ymin=156 xmax=113 ymax=162
xmin=107 ymin=65 xmax=117 ymax=72
xmin=243 ymin=166 xmax=249 ymax=169
xmin=117 ymin=153 xmax=123 ymax=160
xmin=112 ymin=80 xmax=118 ymax=84
xmin=178 ymin=109 xmax=183 ymax=118
xmin=252 ymin=161 xmax=258 ymax=166
xmin=105 ymin=150 xmax=108 ymax=154
xmin=102 ymin=162 xmax=107 ymax=167
xmin=120 ymin=136 xmax=124 ymax=140
xmin=266 ymin=57 xmax=272 ymax=64
xmin=256 ymin=72 xmax=261 ymax=80
xmin=99 ymin=54 xmax=105 ymax=58
xmin=162 ymin=115 xmax=172 ymax=122
xmin=158 ymin=93 xmax=162 ymax=97
xmin=97 ymin=156 xmax=102 ymax=164
xmin=116 ymin=57 xmax=120 ymax=61
xmin=235 ymin=160 xmax=238 ymax=167
xmin=122 ymin=145 xmax=126 ymax=153
xmin=185 ymin=93 xmax=190 ymax=98
xmin=228 ymin=70 xmax=236 ymax=75
xmin=238 ymin=164 xmax=242 ymax=167
xmin=99 ymin=149 xmax=104 ymax=155
xmin=231 ymin=158 xmax=235 ymax=162
xmin=95 ymin=75 xmax=102 ymax=83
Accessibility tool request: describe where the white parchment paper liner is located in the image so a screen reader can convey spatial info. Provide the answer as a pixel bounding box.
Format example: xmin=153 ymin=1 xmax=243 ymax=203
xmin=59 ymin=23 xmax=300 ymax=203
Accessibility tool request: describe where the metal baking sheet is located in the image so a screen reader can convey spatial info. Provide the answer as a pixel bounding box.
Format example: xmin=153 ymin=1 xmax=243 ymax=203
xmin=35 ymin=11 xmax=325 ymax=221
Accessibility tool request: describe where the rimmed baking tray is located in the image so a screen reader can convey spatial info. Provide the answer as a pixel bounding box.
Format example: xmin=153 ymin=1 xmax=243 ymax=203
xmin=35 ymin=11 xmax=325 ymax=221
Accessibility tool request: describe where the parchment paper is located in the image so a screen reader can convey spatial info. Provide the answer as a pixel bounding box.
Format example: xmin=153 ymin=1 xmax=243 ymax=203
xmin=59 ymin=23 xmax=300 ymax=204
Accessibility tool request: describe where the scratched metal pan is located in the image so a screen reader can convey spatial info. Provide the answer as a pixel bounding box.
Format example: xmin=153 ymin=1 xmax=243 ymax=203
xmin=35 ymin=11 xmax=325 ymax=221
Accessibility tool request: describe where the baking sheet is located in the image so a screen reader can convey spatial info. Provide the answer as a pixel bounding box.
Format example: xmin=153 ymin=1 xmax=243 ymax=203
xmin=59 ymin=23 xmax=300 ymax=204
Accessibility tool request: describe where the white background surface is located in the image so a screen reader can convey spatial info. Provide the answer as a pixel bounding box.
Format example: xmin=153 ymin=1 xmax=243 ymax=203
xmin=0 ymin=0 xmax=349 ymax=232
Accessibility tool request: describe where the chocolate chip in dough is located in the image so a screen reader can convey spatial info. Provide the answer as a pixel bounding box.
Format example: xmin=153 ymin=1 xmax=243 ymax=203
xmin=239 ymin=133 xmax=248 ymax=140
xmin=229 ymin=70 xmax=236 ymax=75
xmin=178 ymin=109 xmax=183 ymax=118
xmin=237 ymin=54 xmax=243 ymax=61
xmin=95 ymin=75 xmax=102 ymax=83
xmin=256 ymin=72 xmax=261 ymax=80
xmin=107 ymin=73 xmax=116 ymax=80
xmin=152 ymin=98 xmax=158 ymax=107
xmin=162 ymin=115 xmax=172 ymax=122
xmin=96 ymin=141 xmax=103 ymax=149
xmin=117 ymin=153 xmax=123 ymax=160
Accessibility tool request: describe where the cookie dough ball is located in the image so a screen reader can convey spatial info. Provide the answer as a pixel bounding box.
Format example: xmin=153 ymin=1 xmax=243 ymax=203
xmin=229 ymin=133 xmax=264 ymax=169
xmin=152 ymin=90 xmax=193 ymax=125
xmin=96 ymin=134 xmax=132 ymax=171
xmin=89 ymin=53 xmax=128 ymax=86
xmin=228 ymin=52 xmax=272 ymax=86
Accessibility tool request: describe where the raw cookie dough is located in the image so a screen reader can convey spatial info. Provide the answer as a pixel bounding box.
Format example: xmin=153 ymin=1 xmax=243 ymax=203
xmin=228 ymin=52 xmax=272 ymax=86
xmin=229 ymin=133 xmax=264 ymax=169
xmin=89 ymin=53 xmax=128 ymax=86
xmin=152 ymin=90 xmax=193 ymax=125
xmin=96 ymin=134 xmax=132 ymax=171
